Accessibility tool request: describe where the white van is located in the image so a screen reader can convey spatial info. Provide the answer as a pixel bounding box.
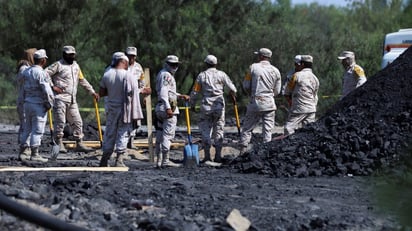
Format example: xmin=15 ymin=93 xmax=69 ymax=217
xmin=381 ymin=28 xmax=412 ymax=69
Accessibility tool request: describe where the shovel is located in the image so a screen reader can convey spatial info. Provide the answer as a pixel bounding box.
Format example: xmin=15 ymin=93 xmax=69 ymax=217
xmin=230 ymin=93 xmax=241 ymax=137
xmin=93 ymin=98 xmax=103 ymax=147
xmin=48 ymin=109 xmax=60 ymax=160
xmin=183 ymin=101 xmax=199 ymax=167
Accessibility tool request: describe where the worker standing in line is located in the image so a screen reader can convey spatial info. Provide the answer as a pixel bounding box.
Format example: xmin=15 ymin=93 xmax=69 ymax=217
xmin=239 ymin=48 xmax=282 ymax=154
xmin=99 ymin=52 xmax=144 ymax=167
xmin=125 ymin=46 xmax=151 ymax=149
xmin=190 ymin=55 xmax=237 ymax=163
xmin=337 ymin=51 xmax=367 ymax=99
xmin=46 ymin=45 xmax=99 ymax=153
xmin=15 ymin=48 xmax=37 ymax=159
xmin=19 ymin=49 xmax=54 ymax=162
xmin=282 ymin=55 xmax=304 ymax=98
xmin=283 ymin=55 xmax=319 ymax=136
xmin=154 ymin=55 xmax=190 ymax=168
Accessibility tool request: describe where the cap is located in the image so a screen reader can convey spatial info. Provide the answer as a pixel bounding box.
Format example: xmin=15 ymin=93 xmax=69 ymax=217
xmin=112 ymin=51 xmax=125 ymax=60
xmin=34 ymin=49 xmax=48 ymax=59
xmin=165 ymin=55 xmax=180 ymax=64
xmin=301 ymin=55 xmax=313 ymax=63
xmin=204 ymin=55 xmax=217 ymax=65
xmin=294 ymin=55 xmax=302 ymax=64
xmin=254 ymin=48 xmax=272 ymax=58
xmin=119 ymin=54 xmax=129 ymax=63
xmin=337 ymin=51 xmax=354 ymax=60
xmin=110 ymin=52 xmax=128 ymax=65
xmin=126 ymin=47 xmax=137 ymax=56
xmin=63 ymin=45 xmax=76 ymax=54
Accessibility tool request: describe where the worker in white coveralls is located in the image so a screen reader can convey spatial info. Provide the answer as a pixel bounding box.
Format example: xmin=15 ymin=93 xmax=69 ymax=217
xmin=46 ymin=45 xmax=99 ymax=153
xmin=16 ymin=48 xmax=37 ymax=158
xmin=190 ymin=55 xmax=237 ymax=163
xmin=19 ymin=49 xmax=54 ymax=162
xmin=337 ymin=51 xmax=367 ymax=99
xmin=239 ymin=48 xmax=282 ymax=154
xmin=125 ymin=46 xmax=151 ymax=149
xmin=98 ymin=52 xmax=144 ymax=167
xmin=283 ymin=55 xmax=319 ymax=136
xmin=281 ymin=55 xmax=304 ymax=97
xmin=155 ymin=55 xmax=190 ymax=168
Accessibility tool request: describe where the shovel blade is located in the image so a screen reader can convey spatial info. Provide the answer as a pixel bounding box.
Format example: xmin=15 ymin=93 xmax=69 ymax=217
xmin=50 ymin=144 xmax=60 ymax=161
xmin=190 ymin=144 xmax=199 ymax=164
xmin=184 ymin=144 xmax=199 ymax=167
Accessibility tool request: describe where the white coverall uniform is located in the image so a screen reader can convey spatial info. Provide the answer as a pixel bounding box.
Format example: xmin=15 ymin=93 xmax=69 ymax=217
xmin=155 ymin=67 xmax=179 ymax=163
xmin=46 ymin=59 xmax=96 ymax=140
xmin=240 ymin=60 xmax=281 ymax=147
xmin=190 ymin=67 xmax=237 ymax=156
xmin=283 ymin=68 xmax=319 ymax=135
xmin=341 ymin=64 xmax=366 ymax=98
xmin=20 ymin=65 xmax=54 ymax=148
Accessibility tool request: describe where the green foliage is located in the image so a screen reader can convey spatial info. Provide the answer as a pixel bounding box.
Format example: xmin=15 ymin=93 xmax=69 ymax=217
xmin=0 ymin=0 xmax=410 ymax=122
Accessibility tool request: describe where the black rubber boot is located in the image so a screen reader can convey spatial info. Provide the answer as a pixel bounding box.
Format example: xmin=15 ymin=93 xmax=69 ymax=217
xmin=214 ymin=146 xmax=222 ymax=163
xmin=99 ymin=152 xmax=112 ymax=167
xmin=202 ymin=148 xmax=211 ymax=163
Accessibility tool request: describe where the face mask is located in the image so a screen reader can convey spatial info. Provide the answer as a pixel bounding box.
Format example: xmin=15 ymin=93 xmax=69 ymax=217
xmin=63 ymin=54 xmax=75 ymax=64
xmin=166 ymin=63 xmax=179 ymax=74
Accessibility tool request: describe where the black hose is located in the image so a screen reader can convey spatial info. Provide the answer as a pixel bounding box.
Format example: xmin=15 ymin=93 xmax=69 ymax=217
xmin=0 ymin=192 xmax=89 ymax=231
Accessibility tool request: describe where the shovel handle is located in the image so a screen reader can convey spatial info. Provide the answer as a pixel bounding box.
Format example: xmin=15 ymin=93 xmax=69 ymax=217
xmin=185 ymin=101 xmax=191 ymax=136
xmin=47 ymin=109 xmax=53 ymax=131
xmin=234 ymin=104 xmax=241 ymax=135
xmin=94 ymin=98 xmax=103 ymax=143
xmin=230 ymin=94 xmax=241 ymax=136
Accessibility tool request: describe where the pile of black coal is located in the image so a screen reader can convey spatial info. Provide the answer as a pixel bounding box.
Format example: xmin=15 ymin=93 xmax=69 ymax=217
xmin=233 ymin=47 xmax=412 ymax=177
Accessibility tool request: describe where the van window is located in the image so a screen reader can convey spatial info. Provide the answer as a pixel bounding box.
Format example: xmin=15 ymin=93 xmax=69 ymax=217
xmin=382 ymin=29 xmax=412 ymax=69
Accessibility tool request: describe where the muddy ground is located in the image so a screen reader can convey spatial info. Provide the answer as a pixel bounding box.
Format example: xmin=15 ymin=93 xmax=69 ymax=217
xmin=0 ymin=128 xmax=399 ymax=231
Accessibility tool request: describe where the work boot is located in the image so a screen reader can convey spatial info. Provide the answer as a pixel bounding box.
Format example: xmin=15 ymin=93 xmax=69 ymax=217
xmin=75 ymin=139 xmax=93 ymax=153
xmin=99 ymin=152 xmax=112 ymax=167
xmin=18 ymin=145 xmax=30 ymax=161
xmin=57 ymin=138 xmax=67 ymax=153
xmin=156 ymin=153 xmax=163 ymax=168
xmin=115 ymin=152 xmax=127 ymax=167
xmin=214 ymin=146 xmax=222 ymax=163
xmin=202 ymin=148 xmax=211 ymax=163
xmin=30 ymin=147 xmax=48 ymax=162
xmin=162 ymin=152 xmax=181 ymax=167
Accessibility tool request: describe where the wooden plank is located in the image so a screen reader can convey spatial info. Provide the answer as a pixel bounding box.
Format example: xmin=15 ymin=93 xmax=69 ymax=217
xmin=0 ymin=166 xmax=128 ymax=172
xmin=144 ymin=68 xmax=154 ymax=162
xmin=63 ymin=139 xmax=186 ymax=149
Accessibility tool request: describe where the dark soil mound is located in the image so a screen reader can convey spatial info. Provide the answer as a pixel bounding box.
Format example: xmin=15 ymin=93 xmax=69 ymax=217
xmin=234 ymin=47 xmax=412 ymax=177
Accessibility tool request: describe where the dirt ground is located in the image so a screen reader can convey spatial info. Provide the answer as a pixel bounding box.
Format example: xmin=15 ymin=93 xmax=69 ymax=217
xmin=0 ymin=129 xmax=398 ymax=231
